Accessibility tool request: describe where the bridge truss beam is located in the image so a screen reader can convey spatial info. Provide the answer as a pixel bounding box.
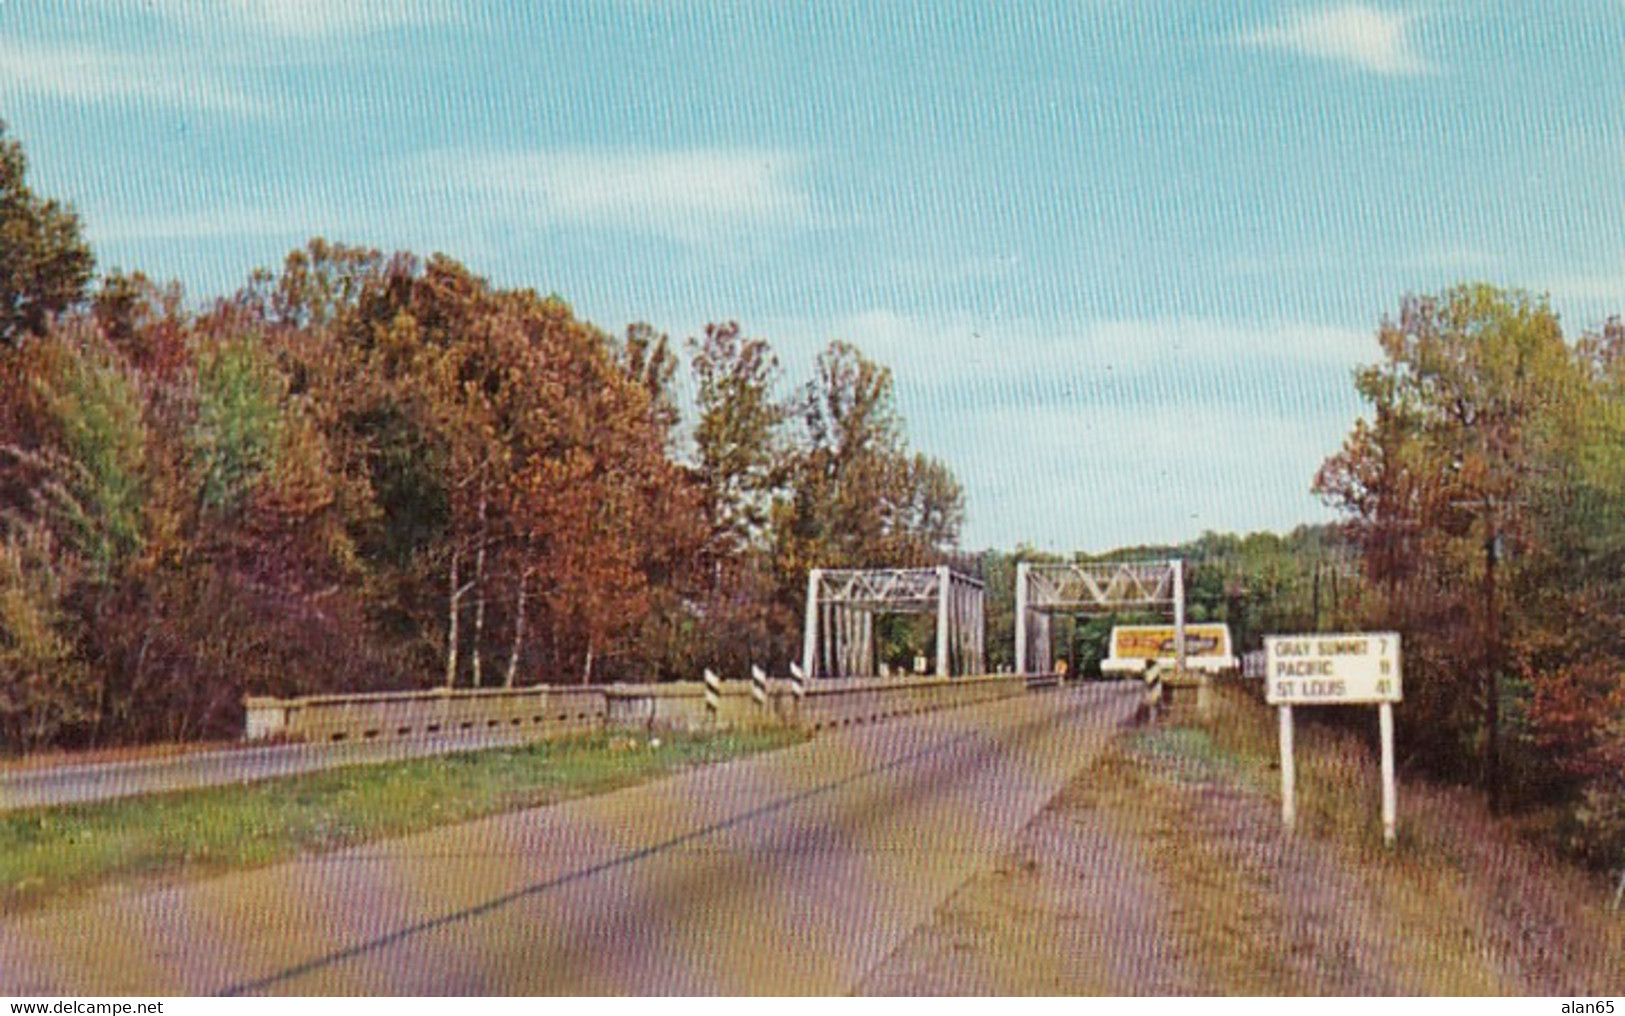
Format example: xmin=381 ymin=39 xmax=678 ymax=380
xmin=1014 ymin=560 xmax=1185 ymax=675
xmin=801 ymin=567 xmax=986 ymax=679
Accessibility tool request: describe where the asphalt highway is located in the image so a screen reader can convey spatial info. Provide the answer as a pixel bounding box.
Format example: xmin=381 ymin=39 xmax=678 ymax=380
xmin=0 ymin=683 xmax=1139 ymax=995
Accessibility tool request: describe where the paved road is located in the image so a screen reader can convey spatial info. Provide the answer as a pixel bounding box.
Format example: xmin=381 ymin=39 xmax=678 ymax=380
xmin=0 ymin=729 xmax=559 ymax=812
xmin=0 ymin=684 xmax=1139 ymax=996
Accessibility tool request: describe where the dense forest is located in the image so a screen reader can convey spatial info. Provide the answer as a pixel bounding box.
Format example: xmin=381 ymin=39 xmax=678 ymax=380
xmin=2 ymin=127 xmax=1623 ymax=864
xmin=0 ymin=127 xmax=964 ymax=749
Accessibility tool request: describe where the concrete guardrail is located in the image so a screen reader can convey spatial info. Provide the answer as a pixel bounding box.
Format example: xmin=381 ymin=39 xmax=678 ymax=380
xmin=243 ymin=685 xmax=605 ymax=744
xmin=245 ymin=673 xmax=1038 ymax=744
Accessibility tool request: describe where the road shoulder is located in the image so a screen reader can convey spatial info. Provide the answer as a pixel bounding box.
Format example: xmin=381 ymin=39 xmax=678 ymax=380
xmin=860 ymin=688 xmax=1625 ymax=996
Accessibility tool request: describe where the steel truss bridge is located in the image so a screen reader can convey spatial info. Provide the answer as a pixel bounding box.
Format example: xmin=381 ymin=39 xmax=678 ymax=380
xmin=800 ymin=567 xmax=986 ymax=679
xmin=1014 ymin=560 xmax=1186 ymax=675
xmin=798 ymin=559 xmax=1189 ymax=680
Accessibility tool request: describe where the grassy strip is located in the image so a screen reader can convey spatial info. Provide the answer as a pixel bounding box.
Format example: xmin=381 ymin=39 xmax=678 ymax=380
xmin=1083 ymin=684 xmax=1625 ymax=994
xmin=1073 ymin=727 xmax=1301 ymax=994
xmin=0 ymin=728 xmax=805 ymax=916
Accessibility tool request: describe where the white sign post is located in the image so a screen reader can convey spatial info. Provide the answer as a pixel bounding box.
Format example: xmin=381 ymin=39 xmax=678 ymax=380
xmin=1265 ymin=632 xmax=1402 ymax=847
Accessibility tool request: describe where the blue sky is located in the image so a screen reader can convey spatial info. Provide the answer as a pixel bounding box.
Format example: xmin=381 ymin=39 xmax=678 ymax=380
xmin=4 ymin=1 xmax=1623 ymax=552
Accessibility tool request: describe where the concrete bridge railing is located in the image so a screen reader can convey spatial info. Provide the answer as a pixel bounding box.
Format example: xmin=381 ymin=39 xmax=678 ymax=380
xmin=244 ymin=673 xmax=1037 ymax=745
xmin=243 ymin=685 xmax=606 ymax=744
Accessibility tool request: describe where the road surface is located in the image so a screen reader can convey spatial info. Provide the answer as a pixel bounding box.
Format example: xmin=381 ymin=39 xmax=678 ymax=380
xmin=0 ymin=683 xmax=1138 ymax=995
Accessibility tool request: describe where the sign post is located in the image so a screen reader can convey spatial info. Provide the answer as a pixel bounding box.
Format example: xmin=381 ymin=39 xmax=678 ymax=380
xmin=1264 ymin=632 xmax=1402 ymax=847
xmin=1279 ymin=703 xmax=1296 ymax=833
xmin=1379 ymin=701 xmax=1396 ymax=846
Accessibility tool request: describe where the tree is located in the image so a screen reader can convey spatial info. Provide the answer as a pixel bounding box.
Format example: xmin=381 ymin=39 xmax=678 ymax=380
xmin=0 ymin=124 xmax=94 ymax=347
xmin=689 ymin=322 xmax=788 ymax=556
xmin=1316 ymin=284 xmax=1587 ymax=808
xmin=191 ymin=332 xmax=284 ymax=517
xmin=0 ymin=520 xmax=90 ymax=749
xmin=894 ymin=452 xmax=965 ymax=564
xmin=783 ymin=340 xmax=964 ymax=571
xmin=616 ymin=322 xmax=680 ymax=444
xmin=679 ymin=323 xmax=793 ymax=675
xmin=27 ymin=321 xmax=152 ymax=582
xmin=786 ymin=340 xmax=905 ymax=569
xmin=242 ymin=243 xmax=701 ymax=689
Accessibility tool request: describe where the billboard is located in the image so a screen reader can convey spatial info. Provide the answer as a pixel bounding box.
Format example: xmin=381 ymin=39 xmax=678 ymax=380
xmin=1109 ymin=623 xmax=1233 ymax=662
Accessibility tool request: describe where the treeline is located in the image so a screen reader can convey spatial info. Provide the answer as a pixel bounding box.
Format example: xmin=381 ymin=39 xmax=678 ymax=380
xmin=0 ymin=128 xmax=964 ymax=750
xmin=1317 ymin=284 xmax=1625 ymax=862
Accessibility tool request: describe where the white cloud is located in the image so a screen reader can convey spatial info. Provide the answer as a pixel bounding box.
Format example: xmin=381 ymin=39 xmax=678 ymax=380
xmin=1544 ymin=264 xmax=1625 ymax=302
xmin=0 ymin=40 xmax=262 ymax=113
xmin=120 ymin=0 xmax=452 ymax=38
xmin=1243 ymin=5 xmax=1433 ymax=76
xmin=802 ymin=309 xmax=1370 ymax=388
xmin=422 ymin=149 xmax=816 ymax=245
xmin=756 ymin=311 xmax=1372 ymax=550
xmin=1398 ymin=246 xmax=1503 ymax=273
xmin=960 ymin=399 xmax=1346 ymax=551
xmin=221 ymin=0 xmax=450 ymax=36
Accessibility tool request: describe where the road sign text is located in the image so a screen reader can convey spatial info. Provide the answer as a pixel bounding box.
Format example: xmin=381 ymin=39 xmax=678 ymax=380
xmin=1264 ymin=632 xmax=1401 ymax=705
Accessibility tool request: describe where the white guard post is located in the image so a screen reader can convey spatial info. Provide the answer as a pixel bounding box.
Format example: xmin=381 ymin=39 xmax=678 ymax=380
xmin=1265 ymin=632 xmax=1402 ymax=846
xmin=801 ymin=567 xmax=986 ymax=679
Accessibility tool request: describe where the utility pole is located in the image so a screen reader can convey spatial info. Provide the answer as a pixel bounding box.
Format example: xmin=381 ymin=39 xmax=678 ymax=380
xmin=1453 ymin=483 xmax=1513 ymax=817
xmin=1484 ymin=528 xmax=1501 ymax=815
xmin=1312 ymin=563 xmax=1322 ymax=631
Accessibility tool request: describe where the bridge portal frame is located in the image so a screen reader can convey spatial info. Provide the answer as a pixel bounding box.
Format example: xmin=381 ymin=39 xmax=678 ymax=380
xmin=1014 ymin=559 xmax=1186 ymax=676
xmin=801 ymin=567 xmax=986 ymax=679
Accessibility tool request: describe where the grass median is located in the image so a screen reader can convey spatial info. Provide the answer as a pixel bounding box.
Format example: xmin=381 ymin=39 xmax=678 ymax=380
xmin=0 ymin=727 xmax=806 ymax=917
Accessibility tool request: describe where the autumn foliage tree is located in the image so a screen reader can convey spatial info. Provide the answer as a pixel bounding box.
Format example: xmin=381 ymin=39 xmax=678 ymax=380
xmin=0 ymin=127 xmax=969 ymax=752
xmin=1318 ymin=284 xmax=1625 ymax=853
xmin=249 ymin=244 xmax=698 ymax=690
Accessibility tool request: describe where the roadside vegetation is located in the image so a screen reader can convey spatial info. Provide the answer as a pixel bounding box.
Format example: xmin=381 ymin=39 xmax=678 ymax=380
xmin=1032 ymin=281 xmax=1625 ymax=873
xmin=1087 ymin=684 xmax=1624 ymax=993
xmin=2 ymin=114 xmax=1623 ymax=880
xmin=0 ymin=122 xmax=964 ymax=754
xmin=1314 ymin=285 xmax=1625 ymax=866
xmin=0 ymin=727 xmax=803 ymax=916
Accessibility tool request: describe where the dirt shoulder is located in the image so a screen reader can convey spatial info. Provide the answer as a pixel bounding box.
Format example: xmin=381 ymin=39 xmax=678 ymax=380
xmin=859 ymin=688 xmax=1625 ymax=996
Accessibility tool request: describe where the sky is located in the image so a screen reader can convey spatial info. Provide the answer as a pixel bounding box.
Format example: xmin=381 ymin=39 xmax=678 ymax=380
xmin=3 ymin=1 xmax=1623 ymax=552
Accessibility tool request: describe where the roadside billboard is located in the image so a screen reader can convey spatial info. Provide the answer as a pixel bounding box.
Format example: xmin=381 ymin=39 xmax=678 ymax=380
xmin=1109 ymin=623 xmax=1233 ymax=662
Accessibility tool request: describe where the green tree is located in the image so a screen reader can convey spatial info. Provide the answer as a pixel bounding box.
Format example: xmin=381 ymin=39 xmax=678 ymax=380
xmin=30 ymin=323 xmax=151 ymax=581
xmin=894 ymin=452 xmax=965 ymax=564
xmin=681 ymin=322 xmax=793 ymax=675
xmin=783 ymin=340 xmax=965 ymax=571
xmin=191 ymin=334 xmax=284 ymax=516
xmin=690 ymin=321 xmax=788 ymax=555
xmin=784 ymin=340 xmax=905 ymax=570
xmin=0 ymin=124 xmax=94 ymax=347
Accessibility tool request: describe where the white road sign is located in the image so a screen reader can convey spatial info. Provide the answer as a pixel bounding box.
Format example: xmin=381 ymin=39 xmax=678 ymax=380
xmin=1264 ymin=632 xmax=1402 ymax=705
